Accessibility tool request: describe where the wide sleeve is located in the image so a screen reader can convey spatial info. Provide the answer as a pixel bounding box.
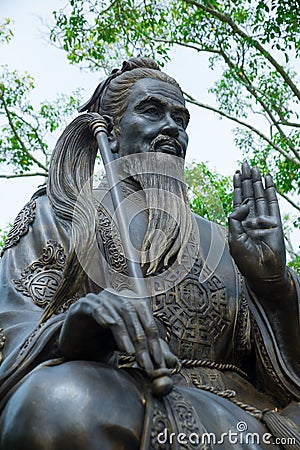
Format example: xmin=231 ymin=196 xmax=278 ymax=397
xmin=0 ymin=190 xmax=70 ymax=374
xmin=246 ymin=269 xmax=300 ymax=405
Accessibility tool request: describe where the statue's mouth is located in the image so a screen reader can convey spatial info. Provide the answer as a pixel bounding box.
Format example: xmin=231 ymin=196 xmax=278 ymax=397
xmin=150 ymin=135 xmax=184 ymax=158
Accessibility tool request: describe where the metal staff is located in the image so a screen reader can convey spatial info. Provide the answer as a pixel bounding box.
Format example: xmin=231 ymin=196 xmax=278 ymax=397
xmin=90 ymin=115 xmax=173 ymax=397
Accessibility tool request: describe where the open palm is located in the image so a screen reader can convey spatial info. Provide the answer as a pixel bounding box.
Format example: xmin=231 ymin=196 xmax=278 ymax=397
xmin=228 ymin=162 xmax=286 ymax=286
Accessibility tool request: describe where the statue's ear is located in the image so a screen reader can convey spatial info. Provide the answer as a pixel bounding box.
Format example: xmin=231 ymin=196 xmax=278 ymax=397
xmin=103 ymin=115 xmax=119 ymax=153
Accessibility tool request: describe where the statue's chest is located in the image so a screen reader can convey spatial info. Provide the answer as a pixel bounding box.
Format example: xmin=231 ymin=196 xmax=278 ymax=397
xmin=150 ymin=258 xmax=232 ymax=360
xmin=96 ymin=200 xmax=235 ymax=361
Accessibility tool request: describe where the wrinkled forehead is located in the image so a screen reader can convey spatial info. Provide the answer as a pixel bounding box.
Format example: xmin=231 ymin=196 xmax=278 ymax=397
xmin=127 ymin=77 xmax=186 ymax=110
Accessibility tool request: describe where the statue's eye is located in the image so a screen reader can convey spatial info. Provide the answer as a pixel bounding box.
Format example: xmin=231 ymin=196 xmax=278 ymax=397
xmin=144 ymin=107 xmax=159 ymax=116
xmin=173 ymin=116 xmax=185 ymax=127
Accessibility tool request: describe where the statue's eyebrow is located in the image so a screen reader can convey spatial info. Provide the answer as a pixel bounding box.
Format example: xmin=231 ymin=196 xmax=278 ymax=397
xmin=134 ymin=95 xmax=190 ymax=123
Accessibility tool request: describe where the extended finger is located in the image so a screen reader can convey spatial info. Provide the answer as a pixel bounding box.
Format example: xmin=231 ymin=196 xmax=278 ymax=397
xmin=159 ymin=338 xmax=179 ymax=370
xmin=233 ymin=171 xmax=242 ymax=210
xmin=241 ymin=161 xmax=254 ymax=200
xmin=252 ymin=167 xmax=268 ymax=216
xmin=240 ymin=161 xmax=256 ymax=217
xmin=265 ymin=174 xmax=281 ymax=220
xmin=119 ymin=299 xmax=155 ymax=371
xmin=135 ymin=301 xmax=164 ymax=367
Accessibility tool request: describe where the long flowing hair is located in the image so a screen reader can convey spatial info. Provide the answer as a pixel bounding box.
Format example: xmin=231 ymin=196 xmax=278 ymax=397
xmin=41 ymin=113 xmax=98 ymax=322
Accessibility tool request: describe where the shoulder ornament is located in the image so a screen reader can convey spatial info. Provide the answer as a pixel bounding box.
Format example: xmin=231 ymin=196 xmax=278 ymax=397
xmin=1 ymin=198 xmax=36 ymax=255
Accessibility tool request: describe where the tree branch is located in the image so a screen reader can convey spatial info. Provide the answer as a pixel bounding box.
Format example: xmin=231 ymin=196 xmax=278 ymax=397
xmin=277 ymin=120 xmax=300 ymax=128
xmin=184 ymin=91 xmax=300 ymax=166
xmin=0 ymin=172 xmax=48 ymax=179
xmin=151 ymin=36 xmax=221 ymax=54
xmin=184 ymin=0 xmax=300 ymax=101
xmin=278 ymin=190 xmax=300 ymax=213
xmin=151 ymin=35 xmax=299 ymax=160
xmin=1 ymin=98 xmax=49 ymax=172
xmin=10 ymin=111 xmax=49 ymax=161
xmin=218 ymin=48 xmax=300 ymax=161
xmin=150 ymin=34 xmax=300 ymax=160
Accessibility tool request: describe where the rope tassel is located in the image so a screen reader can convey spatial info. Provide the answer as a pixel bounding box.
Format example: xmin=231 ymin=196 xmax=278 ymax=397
xmin=262 ymin=409 xmax=300 ymax=450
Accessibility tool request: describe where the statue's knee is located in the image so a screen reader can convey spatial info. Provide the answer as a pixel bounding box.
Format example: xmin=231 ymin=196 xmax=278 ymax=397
xmin=1 ymin=362 xmax=144 ymax=450
xmin=1 ymin=367 xmax=82 ymax=450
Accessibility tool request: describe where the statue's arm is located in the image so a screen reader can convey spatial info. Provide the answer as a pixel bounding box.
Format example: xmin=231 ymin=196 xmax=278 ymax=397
xmin=228 ymin=163 xmax=300 ymax=385
xmin=0 ymin=192 xmax=69 ymax=373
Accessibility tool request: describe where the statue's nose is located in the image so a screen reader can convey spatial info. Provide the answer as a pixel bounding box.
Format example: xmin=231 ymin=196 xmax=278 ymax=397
xmin=161 ymin=115 xmax=179 ymax=138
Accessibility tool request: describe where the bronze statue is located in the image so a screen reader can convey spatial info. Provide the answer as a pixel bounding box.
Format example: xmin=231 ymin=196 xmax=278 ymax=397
xmin=0 ymin=58 xmax=299 ymax=450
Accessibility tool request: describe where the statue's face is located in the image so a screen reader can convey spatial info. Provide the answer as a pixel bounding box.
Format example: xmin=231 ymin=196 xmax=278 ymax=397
xmin=115 ymin=78 xmax=189 ymax=158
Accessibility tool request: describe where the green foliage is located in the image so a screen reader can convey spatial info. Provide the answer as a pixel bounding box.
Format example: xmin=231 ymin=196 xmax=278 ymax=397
xmin=50 ymin=0 xmax=300 ymax=224
xmin=282 ymin=213 xmax=300 ymax=274
xmin=0 ymin=225 xmax=10 ymax=255
xmin=288 ymin=254 xmax=300 ymax=275
xmin=185 ymin=161 xmax=232 ymax=226
xmin=0 ymin=18 xmax=13 ymax=45
xmin=0 ymin=65 xmax=82 ymax=177
xmin=0 ymin=24 xmax=83 ymax=179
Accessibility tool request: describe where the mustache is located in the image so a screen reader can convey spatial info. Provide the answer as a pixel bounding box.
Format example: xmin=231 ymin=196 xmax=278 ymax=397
xmin=149 ymin=134 xmax=184 ymax=158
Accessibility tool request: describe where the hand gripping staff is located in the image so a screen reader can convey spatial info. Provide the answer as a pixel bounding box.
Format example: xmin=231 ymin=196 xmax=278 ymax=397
xmin=90 ymin=115 xmax=173 ymax=397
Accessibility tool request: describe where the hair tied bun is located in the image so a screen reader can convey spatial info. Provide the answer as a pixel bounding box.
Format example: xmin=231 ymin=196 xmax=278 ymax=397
xmin=78 ymin=57 xmax=161 ymax=113
xmin=112 ymin=57 xmax=161 ymax=75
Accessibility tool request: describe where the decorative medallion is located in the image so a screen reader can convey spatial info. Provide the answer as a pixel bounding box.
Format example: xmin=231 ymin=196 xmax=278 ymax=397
xmin=151 ymin=257 xmax=230 ymax=360
xmin=13 ymin=240 xmax=76 ymax=311
xmin=1 ymin=199 xmax=36 ymax=256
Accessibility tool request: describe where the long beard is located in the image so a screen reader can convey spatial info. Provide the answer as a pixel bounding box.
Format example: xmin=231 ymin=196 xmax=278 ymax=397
xmin=121 ymin=140 xmax=192 ymax=275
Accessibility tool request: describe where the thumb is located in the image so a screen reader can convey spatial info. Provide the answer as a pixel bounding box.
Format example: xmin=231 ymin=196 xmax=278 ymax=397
xmin=228 ymin=203 xmax=249 ymax=240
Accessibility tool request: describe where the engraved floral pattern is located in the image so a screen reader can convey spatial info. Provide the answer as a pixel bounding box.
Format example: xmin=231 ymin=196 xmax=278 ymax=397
xmin=1 ymin=199 xmax=36 ymax=255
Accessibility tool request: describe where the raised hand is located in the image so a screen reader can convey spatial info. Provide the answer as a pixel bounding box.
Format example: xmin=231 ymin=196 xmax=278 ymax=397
xmin=228 ymin=162 xmax=287 ymax=295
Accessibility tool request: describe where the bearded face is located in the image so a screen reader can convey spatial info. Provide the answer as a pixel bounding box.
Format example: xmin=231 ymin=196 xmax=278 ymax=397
xmin=106 ymin=77 xmax=192 ymax=275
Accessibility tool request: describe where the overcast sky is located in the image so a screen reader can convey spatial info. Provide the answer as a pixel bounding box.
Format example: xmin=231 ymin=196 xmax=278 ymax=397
xmin=0 ymin=0 xmax=299 ymax=249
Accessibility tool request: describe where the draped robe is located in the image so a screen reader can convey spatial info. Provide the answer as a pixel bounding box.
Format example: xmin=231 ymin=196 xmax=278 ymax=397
xmin=0 ymin=184 xmax=300 ymax=449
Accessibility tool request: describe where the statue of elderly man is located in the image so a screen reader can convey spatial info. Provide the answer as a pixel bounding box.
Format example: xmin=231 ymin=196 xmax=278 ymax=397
xmin=0 ymin=57 xmax=299 ymax=450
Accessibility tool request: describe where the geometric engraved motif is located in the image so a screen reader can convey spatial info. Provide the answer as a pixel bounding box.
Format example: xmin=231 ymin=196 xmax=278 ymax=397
xmin=94 ymin=192 xmax=231 ymax=361
xmin=28 ymin=270 xmax=63 ymax=306
xmin=181 ymin=366 xmax=227 ymax=392
xmin=151 ymin=257 xmax=230 ymax=361
xmin=1 ymin=198 xmax=36 ymax=256
xmin=164 ymin=388 xmax=211 ymax=450
xmin=13 ymin=240 xmax=77 ymax=311
xmin=233 ymin=273 xmax=251 ymax=368
xmin=96 ymin=202 xmax=131 ymax=292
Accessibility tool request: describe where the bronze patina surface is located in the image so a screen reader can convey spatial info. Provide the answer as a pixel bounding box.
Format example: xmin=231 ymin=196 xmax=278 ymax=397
xmin=0 ymin=58 xmax=299 ymax=450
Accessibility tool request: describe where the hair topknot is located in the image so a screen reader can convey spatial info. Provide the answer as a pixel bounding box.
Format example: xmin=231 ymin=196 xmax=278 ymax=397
xmin=78 ymin=57 xmax=181 ymax=117
xmin=118 ymin=57 xmax=161 ymax=72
